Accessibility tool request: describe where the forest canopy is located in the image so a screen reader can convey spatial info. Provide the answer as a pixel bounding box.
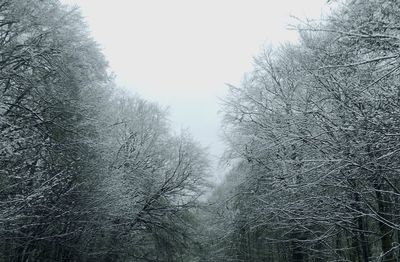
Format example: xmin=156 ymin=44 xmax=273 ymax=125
xmin=208 ymin=0 xmax=400 ymax=261
xmin=1 ymin=0 xmax=400 ymax=262
xmin=0 ymin=1 xmax=209 ymax=261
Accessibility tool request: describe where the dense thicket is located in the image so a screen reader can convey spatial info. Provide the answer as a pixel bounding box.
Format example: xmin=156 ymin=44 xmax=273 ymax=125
xmin=204 ymin=0 xmax=400 ymax=261
xmin=4 ymin=0 xmax=400 ymax=262
xmin=0 ymin=1 xmax=209 ymax=261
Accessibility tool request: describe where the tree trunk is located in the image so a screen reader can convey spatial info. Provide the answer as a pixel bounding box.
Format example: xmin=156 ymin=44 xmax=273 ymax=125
xmin=376 ymin=187 xmax=395 ymax=262
xmin=355 ymin=192 xmax=370 ymax=262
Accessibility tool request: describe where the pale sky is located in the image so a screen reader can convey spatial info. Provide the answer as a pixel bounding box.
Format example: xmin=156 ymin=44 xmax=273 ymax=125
xmin=61 ymin=0 xmax=328 ymax=182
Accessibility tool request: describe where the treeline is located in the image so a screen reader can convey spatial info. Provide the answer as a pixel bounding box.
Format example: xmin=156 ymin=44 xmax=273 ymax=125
xmin=201 ymin=0 xmax=400 ymax=261
xmin=4 ymin=0 xmax=400 ymax=262
xmin=0 ymin=1 xmax=209 ymax=261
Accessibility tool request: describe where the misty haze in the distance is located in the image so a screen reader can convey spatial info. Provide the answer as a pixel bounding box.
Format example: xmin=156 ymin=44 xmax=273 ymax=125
xmin=1 ymin=0 xmax=400 ymax=261
xmin=62 ymin=0 xmax=328 ymax=182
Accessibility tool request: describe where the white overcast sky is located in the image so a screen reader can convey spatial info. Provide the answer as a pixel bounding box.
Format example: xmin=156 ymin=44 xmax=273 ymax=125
xmin=61 ymin=0 xmax=328 ymax=181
